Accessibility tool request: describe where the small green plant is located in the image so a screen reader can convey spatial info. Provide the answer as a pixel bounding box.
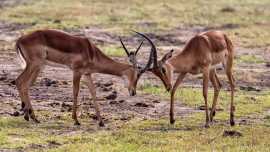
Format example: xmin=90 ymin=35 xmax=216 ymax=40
xmin=237 ymin=54 xmax=265 ymax=64
xmin=100 ymin=46 xmax=125 ymax=57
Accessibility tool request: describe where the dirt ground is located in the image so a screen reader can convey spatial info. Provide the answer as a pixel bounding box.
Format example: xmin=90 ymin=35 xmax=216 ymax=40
xmin=0 ymin=22 xmax=198 ymax=126
xmin=0 ymin=21 xmax=269 ymax=127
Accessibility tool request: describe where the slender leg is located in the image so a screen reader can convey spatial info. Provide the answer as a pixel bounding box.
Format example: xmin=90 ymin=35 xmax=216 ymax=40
xmin=202 ymin=66 xmax=210 ymax=128
xmin=72 ymin=72 xmax=82 ymax=125
xmin=209 ymin=69 xmax=221 ymax=122
xmin=16 ymin=67 xmax=29 ymax=111
xmin=215 ymin=72 xmax=222 ymax=88
xmin=28 ymin=66 xmax=41 ymax=122
xmin=16 ymin=65 xmax=41 ymax=123
xmin=226 ymin=69 xmax=235 ymax=126
xmin=84 ymin=74 xmax=104 ymax=127
xmin=170 ymin=73 xmax=186 ymax=124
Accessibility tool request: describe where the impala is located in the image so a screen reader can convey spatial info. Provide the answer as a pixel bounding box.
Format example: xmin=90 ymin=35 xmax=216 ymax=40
xmin=15 ymin=29 xmax=152 ymax=126
xmin=129 ymin=31 xmax=235 ymax=127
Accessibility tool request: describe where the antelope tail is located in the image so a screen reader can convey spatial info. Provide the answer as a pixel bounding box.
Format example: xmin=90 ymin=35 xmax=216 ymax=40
xmin=15 ymin=41 xmax=27 ymax=69
xmin=224 ymin=34 xmax=235 ymax=82
xmin=224 ymin=34 xmax=234 ymax=68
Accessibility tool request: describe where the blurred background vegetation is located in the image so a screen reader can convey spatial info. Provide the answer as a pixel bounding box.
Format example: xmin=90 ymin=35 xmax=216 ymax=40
xmin=0 ymin=0 xmax=269 ymax=47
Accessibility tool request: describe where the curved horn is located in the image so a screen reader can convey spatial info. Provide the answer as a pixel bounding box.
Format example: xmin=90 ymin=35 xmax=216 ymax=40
xmin=138 ymin=50 xmax=153 ymax=75
xmin=131 ymin=31 xmax=155 ymax=74
xmin=133 ymin=31 xmax=158 ymax=68
xmin=135 ymin=41 xmax=144 ymax=55
xmin=119 ymin=37 xmax=130 ymax=56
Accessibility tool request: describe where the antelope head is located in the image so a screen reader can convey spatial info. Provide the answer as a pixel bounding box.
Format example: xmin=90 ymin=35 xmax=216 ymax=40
xmin=121 ymin=32 xmax=173 ymax=92
xmin=119 ymin=37 xmax=152 ymax=96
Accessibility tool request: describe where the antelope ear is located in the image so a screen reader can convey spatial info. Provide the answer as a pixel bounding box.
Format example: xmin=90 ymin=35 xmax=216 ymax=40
xmin=161 ymin=49 xmax=174 ymax=63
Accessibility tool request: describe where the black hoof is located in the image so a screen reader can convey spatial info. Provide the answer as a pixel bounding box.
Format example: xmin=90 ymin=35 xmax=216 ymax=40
xmin=230 ymin=120 xmax=235 ymax=126
xmin=210 ymin=115 xmax=215 ymax=122
xmin=30 ymin=114 xmax=40 ymax=123
xmin=24 ymin=114 xmax=29 ymax=121
xmin=99 ymin=121 xmax=105 ymax=127
xmin=74 ymin=121 xmax=81 ymax=126
xmin=212 ymin=110 xmax=216 ymax=117
xmin=205 ymin=124 xmax=210 ymax=128
xmin=21 ymin=102 xmax=25 ymax=110
xmin=170 ymin=119 xmax=175 ymax=124
xmin=33 ymin=118 xmax=40 ymax=123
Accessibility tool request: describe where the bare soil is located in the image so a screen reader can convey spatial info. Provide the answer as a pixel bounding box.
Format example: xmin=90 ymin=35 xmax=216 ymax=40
xmin=0 ymin=50 xmax=197 ymax=122
xmin=0 ymin=0 xmax=28 ymax=8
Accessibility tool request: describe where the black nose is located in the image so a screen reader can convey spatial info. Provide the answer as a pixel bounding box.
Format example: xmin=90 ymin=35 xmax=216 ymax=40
xmin=166 ymin=86 xmax=171 ymax=92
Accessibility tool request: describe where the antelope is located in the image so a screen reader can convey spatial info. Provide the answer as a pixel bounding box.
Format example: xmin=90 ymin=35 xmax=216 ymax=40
xmin=129 ymin=31 xmax=235 ymax=127
xmin=15 ymin=29 xmax=152 ymax=126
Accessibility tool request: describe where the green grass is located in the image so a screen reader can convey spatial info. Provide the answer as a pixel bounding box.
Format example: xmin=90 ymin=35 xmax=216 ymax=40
xmin=0 ymin=0 xmax=270 ymax=47
xmin=1 ymin=113 xmax=270 ymax=152
xmin=1 ymin=85 xmax=270 ymax=151
xmin=139 ymin=82 xmax=270 ymax=119
xmin=236 ymin=54 xmax=265 ymax=64
xmin=100 ymin=45 xmax=126 ymax=57
xmin=228 ymin=25 xmax=270 ymax=48
xmin=48 ymin=121 xmax=270 ymax=152
xmin=2 ymin=84 xmax=269 ymax=151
